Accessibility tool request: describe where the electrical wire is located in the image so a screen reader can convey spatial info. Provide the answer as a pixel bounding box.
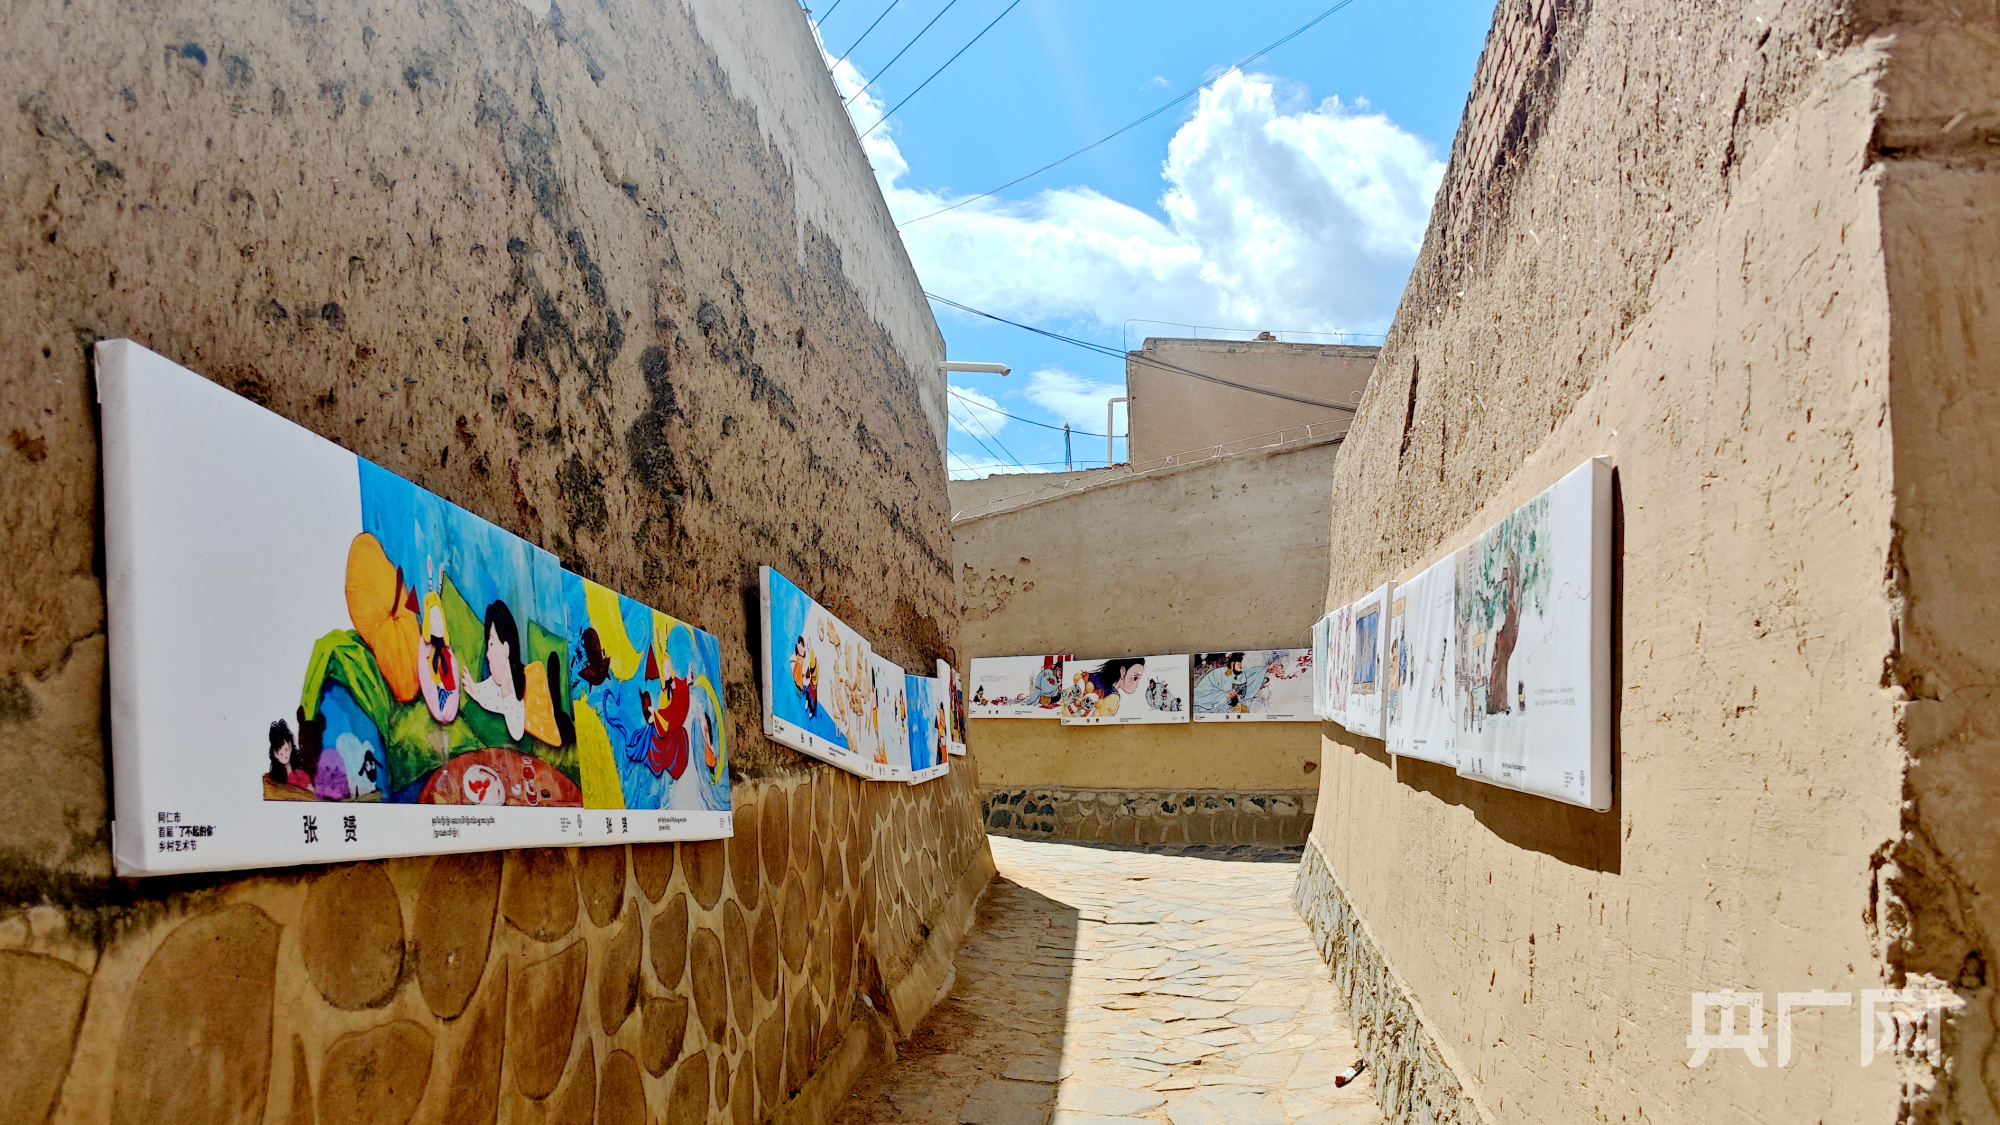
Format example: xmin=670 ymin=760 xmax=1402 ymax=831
xmin=928 ymin=293 xmax=1359 ymax=412
xmin=844 ymin=0 xmax=964 ymax=107
xmin=855 ymin=0 xmax=1022 ymax=142
xmin=897 ymin=0 xmax=1362 ymax=227
xmin=953 ymin=395 xmax=1028 ymax=469
xmin=948 ymin=389 xmax=1107 ymax=438
xmin=831 ymin=0 xmax=902 ymax=72
xmin=811 ymin=0 xmax=850 ymax=27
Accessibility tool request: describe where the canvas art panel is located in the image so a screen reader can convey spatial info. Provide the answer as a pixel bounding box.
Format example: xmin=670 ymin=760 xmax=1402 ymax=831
xmin=759 ymin=566 xmax=883 ymax=781
xmin=967 ymin=655 xmax=1070 ymax=718
xmin=1327 ymin=603 xmax=1352 ymax=728
xmin=1453 ymin=458 xmax=1613 ymax=810
xmin=1191 ymin=649 xmax=1314 ymax=721
xmin=1059 ymin=655 xmax=1190 ymax=725
xmin=870 ymin=654 xmax=912 ymax=782
xmin=100 ymin=341 xmax=730 ymax=877
xmin=1344 ymin=584 xmax=1392 ymax=739
xmin=938 ymin=659 xmax=968 ymax=756
xmin=1385 ymin=556 xmax=1458 ymax=767
xmin=564 ymin=572 xmax=731 ymax=815
xmin=1310 ymin=620 xmax=1331 ymax=720
xmin=904 ymin=673 xmax=950 ymax=784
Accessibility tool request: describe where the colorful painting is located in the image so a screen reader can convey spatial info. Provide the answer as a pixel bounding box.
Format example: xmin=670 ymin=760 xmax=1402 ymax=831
xmin=968 ymin=655 xmax=1070 ymax=718
xmin=1453 ymin=459 xmax=1613 ymax=809
xmin=938 ymin=660 xmax=968 ymax=755
xmin=564 ymin=572 xmax=730 ymax=814
xmin=1059 ymin=655 xmax=1190 ymax=725
xmin=904 ymin=673 xmax=950 ymax=784
xmin=1344 ymin=584 xmax=1391 ymax=739
xmin=1190 ymin=649 xmax=1314 ymax=722
xmin=1385 ymin=556 xmax=1457 ymax=767
xmin=99 ymin=340 xmax=730 ymax=877
xmin=872 ymin=654 xmax=912 ymax=782
xmin=759 ymin=567 xmax=882 ymax=780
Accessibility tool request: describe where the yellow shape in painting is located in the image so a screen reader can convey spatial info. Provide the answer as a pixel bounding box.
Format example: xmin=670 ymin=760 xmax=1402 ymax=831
xmin=571 ymin=696 xmax=625 ymax=809
xmin=697 ymin=675 xmax=727 ymax=782
xmin=584 ymin=578 xmax=644 ymax=680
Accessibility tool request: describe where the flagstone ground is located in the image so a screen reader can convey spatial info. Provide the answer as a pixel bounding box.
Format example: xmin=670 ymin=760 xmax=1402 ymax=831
xmin=833 ymin=836 xmax=1383 ymax=1125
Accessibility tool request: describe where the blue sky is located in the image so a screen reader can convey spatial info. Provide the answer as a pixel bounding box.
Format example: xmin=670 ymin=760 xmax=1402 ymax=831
xmin=809 ymin=0 xmax=1496 ymax=479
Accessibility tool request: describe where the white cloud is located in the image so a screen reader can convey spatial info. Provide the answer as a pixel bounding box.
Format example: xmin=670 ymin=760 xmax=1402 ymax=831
xmin=1021 ymin=368 xmax=1123 ymax=434
xmin=947 ymin=384 xmax=1009 ymax=437
xmin=946 ymin=450 xmax=1040 ymax=481
xmin=1144 ymin=75 xmax=1169 ymax=90
xmin=833 ymin=60 xmax=1444 ymax=337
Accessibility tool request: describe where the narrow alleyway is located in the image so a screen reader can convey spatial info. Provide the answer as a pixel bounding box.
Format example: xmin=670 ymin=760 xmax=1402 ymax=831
xmin=836 ymin=836 xmax=1384 ymax=1125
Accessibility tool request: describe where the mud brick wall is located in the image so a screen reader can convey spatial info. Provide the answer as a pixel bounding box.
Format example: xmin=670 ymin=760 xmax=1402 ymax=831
xmin=0 ymin=0 xmax=993 ymax=1121
xmin=1297 ymin=0 xmax=2000 ymax=1122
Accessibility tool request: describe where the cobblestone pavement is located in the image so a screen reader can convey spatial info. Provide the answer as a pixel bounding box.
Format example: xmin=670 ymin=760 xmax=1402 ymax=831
xmin=834 ymin=835 xmax=1383 ymax=1125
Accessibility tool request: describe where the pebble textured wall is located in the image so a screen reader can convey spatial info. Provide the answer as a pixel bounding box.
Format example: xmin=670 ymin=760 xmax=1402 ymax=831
xmin=0 ymin=766 xmax=991 ymax=1125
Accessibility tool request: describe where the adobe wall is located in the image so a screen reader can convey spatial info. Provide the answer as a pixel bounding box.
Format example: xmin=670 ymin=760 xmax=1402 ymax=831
xmin=1297 ymin=0 xmax=2000 ymax=1122
xmin=0 ymin=0 xmax=992 ymax=1122
xmin=954 ymin=441 xmax=1334 ymax=846
xmin=1125 ymin=338 xmax=1374 ymax=462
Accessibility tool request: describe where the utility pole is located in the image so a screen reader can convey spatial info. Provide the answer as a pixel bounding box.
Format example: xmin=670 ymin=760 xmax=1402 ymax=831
xmin=1064 ymin=424 xmax=1072 ymax=471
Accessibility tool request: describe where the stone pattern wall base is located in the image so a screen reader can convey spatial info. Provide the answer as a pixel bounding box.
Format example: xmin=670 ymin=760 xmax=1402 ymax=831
xmin=980 ymin=787 xmax=1316 ymax=847
xmin=1293 ymin=837 xmax=1495 ymax=1125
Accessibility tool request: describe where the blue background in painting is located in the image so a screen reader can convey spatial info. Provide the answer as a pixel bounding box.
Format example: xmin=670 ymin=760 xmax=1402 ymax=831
xmin=358 ymin=460 xmax=566 ymax=657
xmin=906 ymin=674 xmax=935 ymax=771
xmin=766 ymin=568 xmax=849 ymax=750
xmin=562 ymin=571 xmax=731 ymax=812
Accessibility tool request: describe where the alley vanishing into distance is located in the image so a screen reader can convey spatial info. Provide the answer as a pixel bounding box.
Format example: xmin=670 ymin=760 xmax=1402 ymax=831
xmin=836 ymin=836 xmax=1383 ymax=1125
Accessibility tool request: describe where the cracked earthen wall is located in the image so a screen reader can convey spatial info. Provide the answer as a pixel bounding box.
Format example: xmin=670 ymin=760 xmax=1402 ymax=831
xmin=1297 ymin=0 xmax=2000 ymax=1121
xmin=0 ymin=0 xmax=995 ymax=1122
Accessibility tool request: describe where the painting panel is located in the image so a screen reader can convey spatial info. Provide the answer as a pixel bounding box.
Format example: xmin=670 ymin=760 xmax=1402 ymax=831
xmin=563 ymin=572 xmax=732 ymax=829
xmin=872 ymin=655 xmax=912 ymax=781
xmin=1327 ymin=603 xmax=1352 ymax=728
xmin=1385 ymin=556 xmax=1458 ymax=767
xmin=1344 ymin=584 xmax=1392 ymax=739
xmin=1309 ymin=620 xmax=1331 ymax=720
xmin=938 ymin=659 xmax=968 ymax=756
xmin=904 ymin=673 xmax=950 ymax=784
xmin=1453 ymin=458 xmax=1613 ymax=810
xmin=1058 ymin=655 xmax=1190 ymax=726
xmin=968 ymin=655 xmax=1070 ymax=719
xmin=758 ymin=566 xmax=880 ymax=780
xmin=100 ymin=340 xmax=730 ymax=878
xmin=1190 ymin=649 xmax=1314 ymax=722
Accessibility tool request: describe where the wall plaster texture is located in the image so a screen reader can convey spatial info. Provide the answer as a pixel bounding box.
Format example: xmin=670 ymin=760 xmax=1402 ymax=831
xmin=0 ymin=0 xmax=993 ymax=1122
xmin=1298 ymin=0 xmax=2000 ymax=1122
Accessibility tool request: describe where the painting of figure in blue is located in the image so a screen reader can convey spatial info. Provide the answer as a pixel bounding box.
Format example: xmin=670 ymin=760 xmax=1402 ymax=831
xmin=565 ymin=571 xmax=730 ymax=813
xmin=906 ymin=673 xmax=937 ymax=772
xmin=760 ymin=567 xmax=879 ymax=775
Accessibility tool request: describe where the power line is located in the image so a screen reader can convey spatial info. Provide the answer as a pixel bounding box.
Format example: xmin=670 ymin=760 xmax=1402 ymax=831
xmin=953 ymin=393 xmax=1028 ymax=469
xmin=831 ymin=0 xmax=902 ymax=71
xmin=856 ymin=0 xmax=1022 ymax=142
xmin=928 ymin=293 xmax=1359 ymax=412
xmin=947 ymin=389 xmax=1107 ymax=438
xmin=810 ymin=0 xmax=850 ymax=27
xmin=844 ymin=0 xmax=964 ymax=107
xmin=897 ymin=0 xmax=1363 ymax=227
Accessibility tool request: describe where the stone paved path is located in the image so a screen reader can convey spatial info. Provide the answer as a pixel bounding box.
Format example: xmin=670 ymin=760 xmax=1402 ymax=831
xmin=833 ymin=835 xmax=1384 ymax=1125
